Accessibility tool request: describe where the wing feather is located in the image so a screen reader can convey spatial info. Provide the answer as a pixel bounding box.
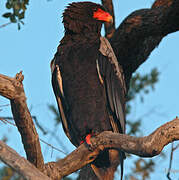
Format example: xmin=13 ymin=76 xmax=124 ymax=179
xmin=98 ymin=37 xmax=126 ymax=179
xmin=98 ymin=37 xmax=126 ymax=133
xmin=51 ymin=58 xmax=72 ymax=141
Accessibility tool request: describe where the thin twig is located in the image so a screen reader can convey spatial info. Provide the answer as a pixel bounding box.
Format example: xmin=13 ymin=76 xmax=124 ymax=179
xmin=40 ymin=138 xmax=67 ymax=155
xmin=0 ymin=116 xmax=13 ymax=120
xmin=166 ymin=142 xmax=179 ymax=180
xmin=173 ymin=144 xmax=179 ymax=151
xmin=44 ymin=125 xmax=69 ymax=155
xmin=0 ymin=22 xmax=12 ymax=29
xmin=0 ymin=116 xmax=67 ymax=155
xmin=0 ymin=118 xmax=16 ymax=126
xmin=32 ymin=116 xmax=48 ymax=135
xmin=167 ymin=143 xmax=173 ymax=180
xmin=101 ymin=0 xmax=116 ymax=39
xmin=0 ymin=104 xmax=10 ymax=107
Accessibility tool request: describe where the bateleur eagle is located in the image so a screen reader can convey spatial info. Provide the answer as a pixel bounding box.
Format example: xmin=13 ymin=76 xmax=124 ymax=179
xmin=51 ymin=2 xmax=126 ymax=179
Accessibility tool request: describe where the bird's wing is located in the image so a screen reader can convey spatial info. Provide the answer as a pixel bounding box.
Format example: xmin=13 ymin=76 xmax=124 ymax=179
xmin=97 ymin=37 xmax=126 ymax=133
xmin=50 ymin=57 xmax=72 ymax=142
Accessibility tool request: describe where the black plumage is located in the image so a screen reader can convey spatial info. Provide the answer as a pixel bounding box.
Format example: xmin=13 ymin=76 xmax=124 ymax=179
xmin=51 ymin=2 xmax=126 ymax=179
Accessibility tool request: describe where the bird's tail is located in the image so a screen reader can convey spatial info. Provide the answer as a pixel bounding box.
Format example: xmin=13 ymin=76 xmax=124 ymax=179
xmin=91 ymin=149 xmax=124 ymax=180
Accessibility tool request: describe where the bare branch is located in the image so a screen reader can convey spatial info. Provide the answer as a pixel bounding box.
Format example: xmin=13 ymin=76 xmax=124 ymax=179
xmin=0 ymin=67 xmax=178 ymax=179
xmin=32 ymin=116 xmax=48 ymax=135
xmin=173 ymin=143 xmax=179 ymax=151
xmin=110 ymin=0 xmax=179 ymax=89
xmin=1 ymin=0 xmax=179 ymax=179
xmin=0 ymin=72 xmax=44 ymax=170
xmin=0 ymin=117 xmax=16 ymax=126
xmin=40 ymin=138 xmax=67 ymax=155
xmin=166 ymin=142 xmax=179 ymax=179
xmin=101 ymin=0 xmax=116 ymax=38
xmin=0 ymin=22 xmax=12 ymax=29
xmin=166 ymin=143 xmax=173 ymax=180
xmin=0 ymin=141 xmax=50 ymax=180
xmin=44 ymin=118 xmax=179 ymax=179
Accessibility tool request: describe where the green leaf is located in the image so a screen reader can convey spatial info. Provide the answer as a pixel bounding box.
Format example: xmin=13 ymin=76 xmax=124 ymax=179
xmin=21 ymin=3 xmax=27 ymax=11
xmin=48 ymin=104 xmax=61 ymax=124
xmin=18 ymin=22 xmax=21 ymax=30
xmin=6 ymin=2 xmax=12 ymax=9
xmin=10 ymin=14 xmax=17 ymax=23
xmin=14 ymin=3 xmax=21 ymax=10
xmin=2 ymin=12 xmax=12 ymax=18
xmin=18 ymin=11 xmax=25 ymax=19
xmin=20 ymin=20 xmax=24 ymax=25
xmin=24 ymin=0 xmax=29 ymax=5
xmin=14 ymin=9 xmax=19 ymax=16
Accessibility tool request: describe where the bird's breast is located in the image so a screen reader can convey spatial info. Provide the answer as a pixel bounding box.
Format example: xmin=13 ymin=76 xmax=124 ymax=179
xmin=58 ymin=46 xmax=111 ymax=138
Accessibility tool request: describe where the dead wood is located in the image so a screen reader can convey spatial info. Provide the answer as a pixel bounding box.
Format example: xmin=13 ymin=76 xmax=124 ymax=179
xmin=0 ymin=141 xmax=50 ymax=180
xmin=0 ymin=72 xmax=44 ymax=170
xmin=43 ymin=118 xmax=179 ymax=179
xmin=1 ymin=0 xmax=179 ymax=179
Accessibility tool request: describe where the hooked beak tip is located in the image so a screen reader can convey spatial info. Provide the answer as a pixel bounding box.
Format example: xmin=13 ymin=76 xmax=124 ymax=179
xmin=107 ymin=15 xmax=113 ymax=24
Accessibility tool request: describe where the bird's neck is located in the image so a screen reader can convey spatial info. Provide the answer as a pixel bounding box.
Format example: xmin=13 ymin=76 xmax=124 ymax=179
xmin=60 ymin=30 xmax=101 ymax=45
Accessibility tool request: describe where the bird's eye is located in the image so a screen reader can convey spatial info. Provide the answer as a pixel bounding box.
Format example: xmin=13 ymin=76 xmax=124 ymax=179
xmin=93 ymin=7 xmax=98 ymax=12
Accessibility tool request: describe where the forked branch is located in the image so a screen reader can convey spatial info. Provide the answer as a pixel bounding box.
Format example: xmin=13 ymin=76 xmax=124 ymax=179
xmin=0 ymin=141 xmax=50 ymax=180
xmin=44 ymin=118 xmax=179 ymax=179
xmin=1 ymin=0 xmax=179 ymax=179
xmin=0 ymin=72 xmax=44 ymax=170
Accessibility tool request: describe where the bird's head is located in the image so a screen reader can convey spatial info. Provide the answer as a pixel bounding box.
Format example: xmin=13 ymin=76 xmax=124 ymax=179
xmin=62 ymin=1 xmax=113 ymax=34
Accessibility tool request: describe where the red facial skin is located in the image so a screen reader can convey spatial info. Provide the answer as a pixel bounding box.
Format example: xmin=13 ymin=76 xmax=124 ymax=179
xmin=93 ymin=8 xmax=113 ymax=23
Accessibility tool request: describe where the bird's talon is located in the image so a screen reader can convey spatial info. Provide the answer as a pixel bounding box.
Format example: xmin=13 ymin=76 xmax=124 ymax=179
xmin=84 ymin=141 xmax=94 ymax=151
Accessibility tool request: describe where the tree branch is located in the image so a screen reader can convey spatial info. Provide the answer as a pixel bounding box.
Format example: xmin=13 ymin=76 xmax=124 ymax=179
xmin=110 ymin=0 xmax=179 ymax=89
xmin=0 ymin=141 xmax=50 ymax=180
xmin=0 ymin=22 xmax=12 ymax=29
xmin=166 ymin=142 xmax=179 ymax=179
xmin=1 ymin=0 xmax=179 ymax=179
xmin=0 ymin=72 xmax=44 ymax=170
xmin=1 ymin=72 xmax=178 ymax=179
xmin=101 ymin=0 xmax=116 ymax=38
xmin=44 ymin=118 xmax=179 ymax=179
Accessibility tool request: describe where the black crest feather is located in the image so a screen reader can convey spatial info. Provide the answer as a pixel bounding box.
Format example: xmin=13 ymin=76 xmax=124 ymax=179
xmin=62 ymin=2 xmax=104 ymax=33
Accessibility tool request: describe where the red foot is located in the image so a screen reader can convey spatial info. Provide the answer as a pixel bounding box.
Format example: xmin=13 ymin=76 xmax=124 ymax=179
xmin=80 ymin=134 xmax=92 ymax=145
xmin=85 ymin=134 xmax=92 ymax=145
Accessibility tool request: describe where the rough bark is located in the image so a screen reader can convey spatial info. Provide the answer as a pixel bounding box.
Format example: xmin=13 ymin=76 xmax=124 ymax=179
xmin=43 ymin=118 xmax=179 ymax=179
xmin=110 ymin=0 xmax=179 ymax=90
xmin=0 ymin=141 xmax=50 ymax=180
xmin=0 ymin=72 xmax=44 ymax=170
xmin=1 ymin=0 xmax=179 ymax=179
xmin=0 ymin=88 xmax=179 ymax=180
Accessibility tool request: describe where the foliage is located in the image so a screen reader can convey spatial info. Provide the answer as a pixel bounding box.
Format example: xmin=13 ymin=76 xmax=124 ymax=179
xmin=126 ymin=68 xmax=159 ymax=115
xmin=132 ymin=159 xmax=155 ymax=180
xmin=47 ymin=104 xmax=61 ymax=124
xmin=0 ymin=166 xmax=21 ymax=180
xmin=2 ymin=0 xmax=29 ymax=30
xmin=0 ymin=1 xmax=165 ymax=180
xmin=124 ymin=69 xmax=161 ymax=179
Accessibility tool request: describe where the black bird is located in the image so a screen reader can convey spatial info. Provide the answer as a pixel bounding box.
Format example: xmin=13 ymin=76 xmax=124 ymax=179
xmin=51 ymin=2 xmax=126 ymax=179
